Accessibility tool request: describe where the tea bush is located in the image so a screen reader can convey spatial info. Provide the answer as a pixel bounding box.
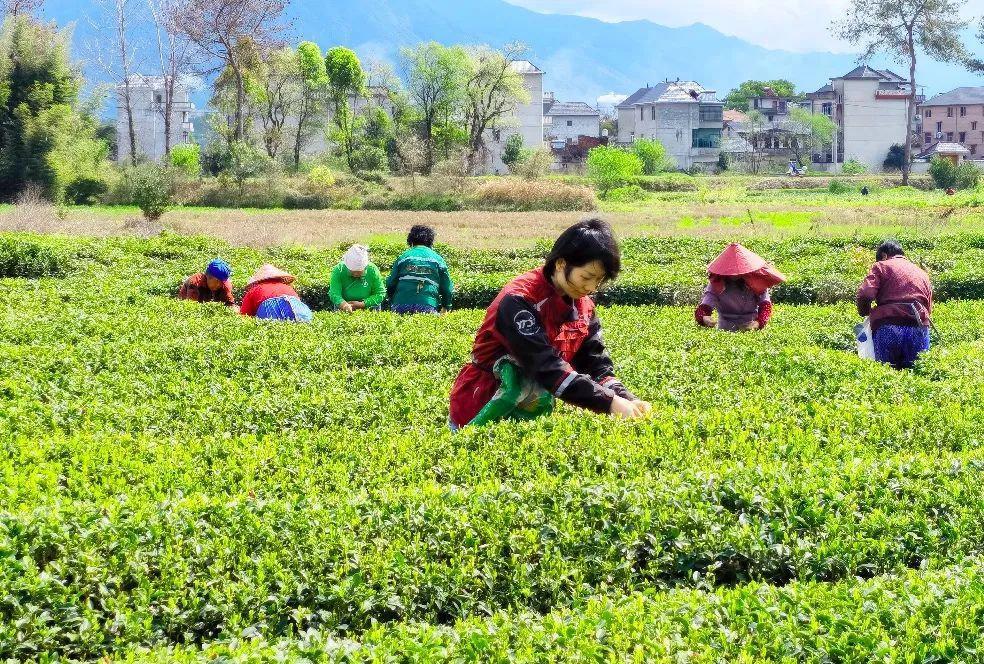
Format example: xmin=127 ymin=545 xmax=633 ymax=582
xmin=1 ymin=233 xmax=982 ymax=660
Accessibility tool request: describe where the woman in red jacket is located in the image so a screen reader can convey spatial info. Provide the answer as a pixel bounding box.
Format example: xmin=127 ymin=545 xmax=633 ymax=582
xmin=449 ymin=218 xmax=650 ymax=429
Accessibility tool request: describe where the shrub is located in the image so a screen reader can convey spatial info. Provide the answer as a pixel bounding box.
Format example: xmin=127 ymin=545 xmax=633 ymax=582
xmin=883 ymin=144 xmax=906 ymax=171
xmin=306 ymin=165 xmax=336 ymax=189
xmin=502 ymin=133 xmax=525 ymax=169
xmin=632 ymin=138 xmax=674 ymax=174
xmin=955 ymin=162 xmax=981 ymax=190
xmin=602 ymin=184 xmax=649 ymax=202
xmin=473 ymin=178 xmax=596 ymax=211
xmin=827 ymin=180 xmax=853 ymax=194
xmin=64 ymin=176 xmax=108 ymax=205
xmin=634 ymin=174 xmax=698 ymax=192
xmin=512 ymin=148 xmax=553 ymax=180
xmin=841 ymin=159 xmax=868 ymax=175
xmin=929 ymin=156 xmax=957 ymax=189
xmin=586 ymin=146 xmax=643 ymax=193
xmin=350 ymin=144 xmax=389 ymax=173
xmin=169 ymin=144 xmax=201 ymax=178
xmin=124 ymin=164 xmax=174 ymax=221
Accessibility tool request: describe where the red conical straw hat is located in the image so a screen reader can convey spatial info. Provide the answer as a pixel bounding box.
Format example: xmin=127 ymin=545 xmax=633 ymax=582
xmin=707 ymin=243 xmax=786 ymax=294
xmin=247 ymin=263 xmax=295 ymax=286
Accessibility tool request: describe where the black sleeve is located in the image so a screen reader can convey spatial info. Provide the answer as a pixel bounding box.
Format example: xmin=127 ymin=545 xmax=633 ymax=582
xmin=495 ymin=295 xmax=616 ymax=414
xmin=571 ymin=314 xmax=637 ymax=401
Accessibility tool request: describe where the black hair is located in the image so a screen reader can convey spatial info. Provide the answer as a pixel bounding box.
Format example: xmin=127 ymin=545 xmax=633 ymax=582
xmin=407 ymin=225 xmax=436 ymax=248
xmin=543 ymin=217 xmax=621 ymax=282
xmin=876 ymin=239 xmax=904 ymax=261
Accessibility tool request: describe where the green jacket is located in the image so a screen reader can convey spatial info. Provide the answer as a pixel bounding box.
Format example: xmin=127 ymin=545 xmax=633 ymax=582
xmin=329 ymin=262 xmax=386 ymax=308
xmin=386 ymin=245 xmax=454 ymax=310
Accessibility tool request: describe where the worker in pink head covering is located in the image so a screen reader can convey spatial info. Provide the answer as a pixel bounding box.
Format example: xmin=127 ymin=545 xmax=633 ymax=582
xmin=695 ymin=243 xmax=786 ymax=332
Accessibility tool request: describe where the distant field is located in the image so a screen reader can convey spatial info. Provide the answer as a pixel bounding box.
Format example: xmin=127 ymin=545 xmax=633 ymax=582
xmin=2 ymin=180 xmax=983 ymax=249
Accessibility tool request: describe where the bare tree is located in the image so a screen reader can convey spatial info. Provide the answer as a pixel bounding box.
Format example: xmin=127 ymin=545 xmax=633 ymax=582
xmin=834 ymin=0 xmax=968 ymax=184
xmin=147 ymin=0 xmax=195 ymax=158
xmin=462 ymin=43 xmax=530 ymax=170
xmin=86 ymin=0 xmax=143 ymax=165
xmin=173 ymin=0 xmax=289 ymax=142
xmin=2 ymin=0 xmax=44 ymax=17
xmin=252 ymin=46 xmax=303 ymax=159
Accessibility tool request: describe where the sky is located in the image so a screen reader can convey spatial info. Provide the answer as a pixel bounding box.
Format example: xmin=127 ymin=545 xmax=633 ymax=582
xmin=508 ymin=0 xmax=984 ymax=53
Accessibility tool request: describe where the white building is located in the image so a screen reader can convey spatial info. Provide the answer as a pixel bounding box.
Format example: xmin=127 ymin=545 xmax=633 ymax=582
xmin=616 ymin=80 xmax=724 ymax=170
xmin=482 ymin=60 xmax=544 ymax=174
xmin=543 ymin=92 xmax=601 ymax=145
xmin=116 ymin=76 xmax=195 ymax=163
xmin=807 ymin=66 xmax=920 ymax=171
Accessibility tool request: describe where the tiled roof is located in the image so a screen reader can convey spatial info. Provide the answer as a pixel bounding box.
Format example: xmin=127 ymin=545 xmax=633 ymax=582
xmin=544 ymin=100 xmax=600 ymax=116
xmin=921 ymin=86 xmax=984 ymax=107
xmin=841 ymin=65 xmax=884 ymax=80
xmin=617 ymin=81 xmax=720 ymax=108
xmin=923 ymin=142 xmax=971 ymax=156
xmin=723 ymin=109 xmax=748 ymax=123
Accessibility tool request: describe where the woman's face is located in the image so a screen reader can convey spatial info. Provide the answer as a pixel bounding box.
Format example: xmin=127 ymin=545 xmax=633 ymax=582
xmin=349 ymin=269 xmax=365 ymax=279
xmin=553 ymin=259 xmax=607 ymax=299
xmin=205 ymin=275 xmax=223 ymax=291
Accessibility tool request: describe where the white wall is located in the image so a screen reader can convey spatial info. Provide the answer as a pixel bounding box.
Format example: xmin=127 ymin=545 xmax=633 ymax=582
xmin=840 ymin=79 xmax=908 ymax=172
xmin=546 ymin=114 xmax=600 ymax=143
xmin=117 ymin=80 xmax=194 ymax=163
xmin=483 ymin=71 xmax=544 ymax=174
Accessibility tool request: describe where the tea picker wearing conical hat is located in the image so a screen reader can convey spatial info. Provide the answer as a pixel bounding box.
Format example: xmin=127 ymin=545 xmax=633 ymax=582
xmin=239 ymin=264 xmax=313 ymax=323
xmin=695 ymin=243 xmax=786 ymax=332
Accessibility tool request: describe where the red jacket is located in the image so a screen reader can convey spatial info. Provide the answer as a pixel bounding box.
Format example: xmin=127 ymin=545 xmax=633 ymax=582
xmin=857 ymin=256 xmax=932 ymax=333
xmin=240 ymin=280 xmax=299 ymax=317
xmin=178 ymin=273 xmax=235 ymax=305
xmin=449 ymin=268 xmax=634 ymax=427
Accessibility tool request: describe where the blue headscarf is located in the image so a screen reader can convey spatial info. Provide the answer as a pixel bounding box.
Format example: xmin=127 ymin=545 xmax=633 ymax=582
xmin=205 ymin=258 xmax=232 ymax=282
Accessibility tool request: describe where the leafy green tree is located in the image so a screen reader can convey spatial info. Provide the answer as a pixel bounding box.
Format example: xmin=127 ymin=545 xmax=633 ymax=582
xmin=401 ymin=42 xmax=469 ymax=172
xmin=501 ymin=133 xmax=525 ymax=169
xmin=125 ymin=163 xmax=174 ymax=221
xmin=632 ymin=138 xmax=674 ymax=174
xmin=169 ymin=143 xmax=201 ymax=177
xmin=462 ymin=43 xmax=530 ymax=168
xmin=0 ymin=14 xmax=100 ymax=201
xmin=788 ymin=107 xmax=836 ymax=166
xmin=325 ymin=46 xmax=366 ymax=171
xmin=723 ymin=80 xmax=799 ymax=111
xmin=586 ymin=145 xmax=643 ymax=194
xmin=293 ymin=41 xmax=327 ymax=170
xmin=835 ymin=0 xmax=969 ymax=185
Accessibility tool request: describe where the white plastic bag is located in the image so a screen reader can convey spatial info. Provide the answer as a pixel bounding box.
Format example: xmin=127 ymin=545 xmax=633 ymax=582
xmin=855 ymin=318 xmax=875 ymax=360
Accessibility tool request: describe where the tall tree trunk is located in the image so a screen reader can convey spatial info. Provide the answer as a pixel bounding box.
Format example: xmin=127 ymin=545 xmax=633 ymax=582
xmin=904 ymin=33 xmax=917 ymax=187
xmin=115 ymin=0 xmax=137 ymax=165
xmin=122 ymin=82 xmax=137 ymax=165
xmin=163 ymin=75 xmax=174 ymax=158
xmin=293 ymin=98 xmax=306 ymax=171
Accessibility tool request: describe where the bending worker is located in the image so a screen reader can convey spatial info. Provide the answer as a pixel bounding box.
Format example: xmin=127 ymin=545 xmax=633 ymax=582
xmin=330 ymin=244 xmax=385 ymax=313
xmin=696 ymin=243 xmax=785 ymax=331
xmin=449 ymin=218 xmax=650 ymax=429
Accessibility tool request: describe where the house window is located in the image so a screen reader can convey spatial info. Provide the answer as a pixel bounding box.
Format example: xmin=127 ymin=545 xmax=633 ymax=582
xmin=925 ymin=109 xmax=931 ymax=117
xmin=947 ymin=132 xmax=954 ymax=141
xmin=699 ymin=105 xmax=723 ymax=122
xmin=937 ymin=121 xmax=943 ymax=133
xmin=154 ymin=93 xmax=163 ymax=104
xmin=972 ymin=144 xmax=978 ymax=155
xmin=973 ymin=121 xmax=978 ymax=130
xmin=566 ymin=120 xmax=573 ymax=126
xmin=947 ymin=107 xmax=953 ymax=117
xmin=960 ymin=132 xmax=966 ymax=143
xmin=651 ymin=106 xmax=656 ymax=120
xmin=640 ymin=107 xmax=644 ymax=120
xmin=924 ymin=132 xmax=932 ymax=144
xmin=821 ymin=102 xmax=832 ymax=116
xmin=960 ymin=106 xmax=967 ymax=116
xmin=181 ymin=111 xmax=189 ymax=123
xmin=691 ymin=128 xmax=721 ymax=149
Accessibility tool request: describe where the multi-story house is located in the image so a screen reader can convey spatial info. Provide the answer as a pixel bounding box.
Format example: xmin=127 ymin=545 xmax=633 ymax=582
xmin=747 ymin=87 xmax=798 ymax=120
xmin=918 ymin=87 xmax=984 ymax=158
xmin=806 ymin=65 xmax=921 ymax=171
xmin=116 ymin=76 xmax=195 ymax=163
xmin=616 ymin=80 xmax=724 ymax=170
xmin=482 ymin=60 xmax=545 ymax=174
xmin=543 ymin=92 xmax=601 ymax=145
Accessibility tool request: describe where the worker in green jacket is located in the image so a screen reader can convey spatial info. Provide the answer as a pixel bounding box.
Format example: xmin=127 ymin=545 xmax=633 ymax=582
xmin=330 ymin=244 xmax=386 ymax=313
xmin=386 ymin=225 xmax=454 ymax=314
